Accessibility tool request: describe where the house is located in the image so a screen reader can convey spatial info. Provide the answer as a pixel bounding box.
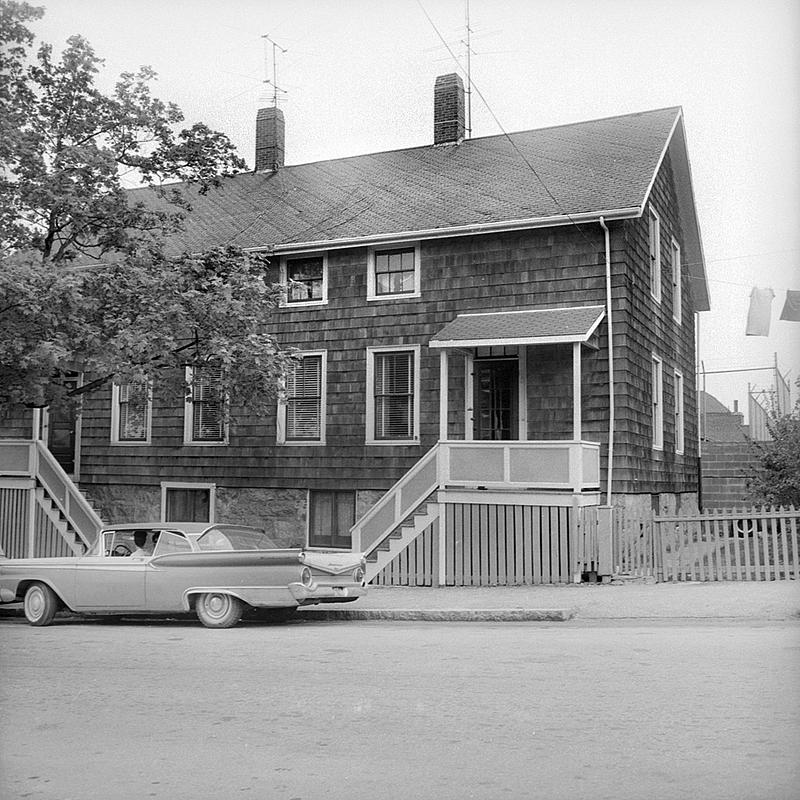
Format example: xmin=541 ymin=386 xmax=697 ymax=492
xmin=0 ymin=74 xmax=710 ymax=584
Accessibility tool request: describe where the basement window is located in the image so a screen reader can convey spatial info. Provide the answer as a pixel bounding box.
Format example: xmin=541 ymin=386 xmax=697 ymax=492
xmin=308 ymin=490 xmax=355 ymax=549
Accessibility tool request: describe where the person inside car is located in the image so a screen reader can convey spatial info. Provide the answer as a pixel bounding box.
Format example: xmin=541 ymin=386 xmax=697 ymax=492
xmin=130 ymin=531 xmax=154 ymax=558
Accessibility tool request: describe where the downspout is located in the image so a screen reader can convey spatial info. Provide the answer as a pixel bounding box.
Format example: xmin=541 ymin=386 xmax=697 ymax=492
xmin=599 ymin=217 xmax=614 ymax=505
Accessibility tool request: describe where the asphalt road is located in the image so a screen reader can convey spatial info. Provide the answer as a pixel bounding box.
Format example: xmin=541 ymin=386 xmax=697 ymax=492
xmin=1 ymin=617 xmax=798 ymax=800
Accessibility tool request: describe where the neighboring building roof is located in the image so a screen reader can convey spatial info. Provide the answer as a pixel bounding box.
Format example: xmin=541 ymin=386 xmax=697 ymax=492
xmin=699 ymin=391 xmax=731 ymax=415
xmin=430 ymin=305 xmax=605 ymax=349
xmin=130 ymin=105 xmax=709 ymax=309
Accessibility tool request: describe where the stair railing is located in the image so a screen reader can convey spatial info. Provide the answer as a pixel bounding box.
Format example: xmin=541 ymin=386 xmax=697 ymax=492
xmin=32 ymin=441 xmax=102 ymax=549
xmin=350 ymin=443 xmax=441 ymax=556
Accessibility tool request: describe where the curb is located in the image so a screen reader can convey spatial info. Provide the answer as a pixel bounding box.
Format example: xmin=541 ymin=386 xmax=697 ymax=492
xmin=298 ymin=608 xmax=575 ymax=622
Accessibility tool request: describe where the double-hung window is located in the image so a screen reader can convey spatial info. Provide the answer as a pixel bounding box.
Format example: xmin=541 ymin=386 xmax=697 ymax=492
xmin=652 ymin=355 xmax=664 ymax=451
xmin=184 ymin=365 xmax=227 ymax=444
xmin=674 ymin=369 xmax=685 ymax=454
xmin=367 ymin=346 xmax=420 ymax=444
xmin=282 ymin=254 xmax=328 ymax=306
xmin=671 ymin=237 xmax=682 ymax=324
xmin=648 ymin=206 xmax=662 ymax=303
xmin=278 ymin=352 xmax=326 ymax=444
xmin=368 ymin=244 xmax=420 ymax=300
xmin=111 ymin=380 xmax=151 ymax=444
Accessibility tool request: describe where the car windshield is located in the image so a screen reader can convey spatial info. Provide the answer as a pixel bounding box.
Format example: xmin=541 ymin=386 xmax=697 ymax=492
xmin=196 ymin=526 xmax=278 ymax=552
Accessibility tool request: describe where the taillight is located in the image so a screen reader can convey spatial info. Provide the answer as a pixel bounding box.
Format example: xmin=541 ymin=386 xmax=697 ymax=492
xmin=353 ymin=567 xmax=364 ymax=584
xmin=300 ymin=566 xmax=313 ymax=587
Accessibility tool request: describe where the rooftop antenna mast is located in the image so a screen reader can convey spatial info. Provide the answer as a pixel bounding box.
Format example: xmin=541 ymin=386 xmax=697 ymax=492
xmin=262 ymin=34 xmax=287 ymax=107
xmin=462 ymin=0 xmax=473 ymax=137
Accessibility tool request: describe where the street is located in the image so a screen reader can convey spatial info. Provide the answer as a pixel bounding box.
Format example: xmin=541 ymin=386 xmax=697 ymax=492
xmin=1 ymin=617 xmax=798 ymax=800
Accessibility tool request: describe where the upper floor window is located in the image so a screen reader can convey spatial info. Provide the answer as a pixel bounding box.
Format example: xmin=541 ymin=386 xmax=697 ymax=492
xmin=366 ymin=346 xmax=420 ymax=445
xmin=278 ymin=352 xmax=326 ymax=445
xmin=281 ymin=254 xmax=328 ymax=306
xmin=111 ymin=380 xmax=151 ymax=444
xmin=648 ymin=206 xmax=661 ymax=303
xmin=367 ymin=244 xmax=420 ymax=301
xmin=674 ymin=369 xmax=685 ymax=454
xmin=184 ymin=366 xmax=227 ymax=445
xmin=671 ymin=237 xmax=682 ymax=324
xmin=652 ymin=355 xmax=664 ymax=451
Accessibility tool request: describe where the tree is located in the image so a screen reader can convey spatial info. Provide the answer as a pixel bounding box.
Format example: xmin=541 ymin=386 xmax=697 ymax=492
xmin=748 ymin=387 xmax=800 ymax=507
xmin=0 ymin=2 xmax=293 ymax=416
xmin=1 ymin=2 xmax=245 ymax=263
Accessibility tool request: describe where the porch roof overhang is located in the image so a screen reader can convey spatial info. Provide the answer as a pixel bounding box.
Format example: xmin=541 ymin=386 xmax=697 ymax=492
xmin=429 ymin=305 xmax=606 ymax=349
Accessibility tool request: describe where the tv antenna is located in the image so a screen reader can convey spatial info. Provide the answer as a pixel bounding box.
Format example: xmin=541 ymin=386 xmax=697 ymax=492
xmin=262 ymin=34 xmax=287 ymax=107
xmin=461 ymin=0 xmax=473 ymax=137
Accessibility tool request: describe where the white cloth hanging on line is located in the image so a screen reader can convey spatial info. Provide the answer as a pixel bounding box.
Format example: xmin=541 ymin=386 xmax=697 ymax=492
xmin=745 ymin=286 xmax=775 ymax=336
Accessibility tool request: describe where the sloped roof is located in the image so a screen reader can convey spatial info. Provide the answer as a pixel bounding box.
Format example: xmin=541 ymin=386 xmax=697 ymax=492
xmin=131 ymin=105 xmax=709 ymax=308
xmin=430 ymin=306 xmax=605 ymax=348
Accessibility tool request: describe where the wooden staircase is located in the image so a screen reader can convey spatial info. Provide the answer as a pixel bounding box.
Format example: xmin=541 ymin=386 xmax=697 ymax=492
xmin=0 ymin=440 xmax=102 ymax=557
xmin=364 ymin=498 xmax=440 ymax=582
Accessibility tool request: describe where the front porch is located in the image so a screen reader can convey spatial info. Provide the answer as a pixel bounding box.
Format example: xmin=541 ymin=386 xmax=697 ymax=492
xmin=353 ymin=306 xmax=612 ymax=585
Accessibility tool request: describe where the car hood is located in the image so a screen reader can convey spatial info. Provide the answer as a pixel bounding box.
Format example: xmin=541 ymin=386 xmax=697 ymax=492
xmin=302 ymin=551 xmax=364 ymax=575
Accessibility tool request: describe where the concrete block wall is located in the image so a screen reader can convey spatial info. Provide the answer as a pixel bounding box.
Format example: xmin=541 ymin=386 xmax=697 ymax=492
xmin=700 ymin=441 xmax=761 ymax=509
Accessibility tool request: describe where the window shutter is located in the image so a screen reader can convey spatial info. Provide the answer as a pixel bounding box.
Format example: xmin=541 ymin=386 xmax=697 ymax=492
xmin=286 ymin=356 xmax=322 ymax=440
xmin=374 ymin=351 xmax=414 ymax=439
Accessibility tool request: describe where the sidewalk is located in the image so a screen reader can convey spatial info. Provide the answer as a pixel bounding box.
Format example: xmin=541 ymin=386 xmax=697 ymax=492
xmin=1 ymin=580 xmax=798 ymax=623
xmin=300 ymin=580 xmax=800 ymax=622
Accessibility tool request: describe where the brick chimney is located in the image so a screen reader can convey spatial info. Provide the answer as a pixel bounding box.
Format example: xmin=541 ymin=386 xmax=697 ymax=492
xmin=255 ymin=106 xmax=285 ymax=172
xmin=433 ymin=73 xmax=465 ymax=145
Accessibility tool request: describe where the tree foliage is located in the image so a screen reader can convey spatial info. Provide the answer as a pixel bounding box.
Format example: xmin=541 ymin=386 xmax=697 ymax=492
xmin=0 ymin=2 xmax=293 ymax=416
xmin=748 ymin=388 xmax=800 ymax=507
xmin=1 ymin=2 xmax=245 ymax=263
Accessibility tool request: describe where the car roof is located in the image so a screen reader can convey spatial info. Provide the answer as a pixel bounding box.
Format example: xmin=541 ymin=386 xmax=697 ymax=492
xmin=101 ymin=522 xmax=264 ymax=535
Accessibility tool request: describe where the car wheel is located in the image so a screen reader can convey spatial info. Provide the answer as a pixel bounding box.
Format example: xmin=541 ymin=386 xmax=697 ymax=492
xmin=23 ymin=582 xmax=59 ymax=627
xmin=195 ymin=593 xmax=244 ymax=629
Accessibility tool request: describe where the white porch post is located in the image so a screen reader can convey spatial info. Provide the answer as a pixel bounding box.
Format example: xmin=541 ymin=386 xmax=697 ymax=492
xmin=573 ymin=342 xmax=582 ymax=441
xmin=519 ymin=345 xmax=528 ymax=440
xmin=464 ymin=351 xmax=474 ymax=441
xmin=439 ymin=349 xmax=449 ymax=441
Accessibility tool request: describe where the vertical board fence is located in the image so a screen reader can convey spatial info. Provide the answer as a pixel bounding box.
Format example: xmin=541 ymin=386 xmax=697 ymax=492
xmin=613 ymin=506 xmax=800 ymax=582
xmin=0 ymin=486 xmax=30 ymax=558
xmin=372 ymin=503 xmax=576 ymax=586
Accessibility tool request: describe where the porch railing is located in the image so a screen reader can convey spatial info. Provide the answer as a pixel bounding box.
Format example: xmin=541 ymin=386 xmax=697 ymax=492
xmin=351 ymin=439 xmax=601 ymax=559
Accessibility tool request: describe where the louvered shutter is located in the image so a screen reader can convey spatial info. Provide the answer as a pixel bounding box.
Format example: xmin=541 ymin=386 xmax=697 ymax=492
xmin=286 ymin=356 xmax=322 ymax=440
xmin=374 ymin=351 xmax=414 ymax=439
xmin=192 ymin=366 xmax=224 ymax=441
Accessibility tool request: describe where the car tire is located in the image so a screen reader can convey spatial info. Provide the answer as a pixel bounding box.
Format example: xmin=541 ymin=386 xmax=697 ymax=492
xmin=195 ymin=593 xmax=244 ymax=629
xmin=23 ymin=582 xmax=59 ymax=627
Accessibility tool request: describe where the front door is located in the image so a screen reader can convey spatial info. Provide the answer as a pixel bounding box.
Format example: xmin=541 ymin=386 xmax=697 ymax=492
xmin=473 ymin=359 xmax=519 ymax=440
xmin=45 ymin=375 xmax=79 ymax=474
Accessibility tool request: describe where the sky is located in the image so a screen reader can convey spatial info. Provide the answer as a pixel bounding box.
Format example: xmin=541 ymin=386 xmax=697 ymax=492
xmin=33 ymin=0 xmax=800 ymax=418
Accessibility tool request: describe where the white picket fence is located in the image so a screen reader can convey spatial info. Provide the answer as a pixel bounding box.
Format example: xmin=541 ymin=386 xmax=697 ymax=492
xmin=614 ymin=506 xmax=799 ymax=582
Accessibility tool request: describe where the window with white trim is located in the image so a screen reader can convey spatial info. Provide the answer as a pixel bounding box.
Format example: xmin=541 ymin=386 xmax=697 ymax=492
xmin=111 ymin=380 xmax=151 ymax=443
xmin=648 ymin=206 xmax=661 ymax=303
xmin=184 ymin=366 xmax=227 ymax=444
xmin=308 ymin=490 xmax=355 ymax=549
xmin=674 ymin=369 xmax=685 ymax=454
xmin=652 ymin=355 xmax=664 ymax=450
xmin=671 ymin=237 xmax=682 ymax=324
xmin=281 ymin=254 xmax=328 ymax=306
xmin=278 ymin=352 xmax=326 ymax=444
xmin=367 ymin=244 xmax=420 ymax=300
xmin=366 ymin=346 xmax=420 ymax=444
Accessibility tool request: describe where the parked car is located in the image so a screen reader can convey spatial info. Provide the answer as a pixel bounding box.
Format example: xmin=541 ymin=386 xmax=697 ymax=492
xmin=0 ymin=523 xmax=367 ymax=628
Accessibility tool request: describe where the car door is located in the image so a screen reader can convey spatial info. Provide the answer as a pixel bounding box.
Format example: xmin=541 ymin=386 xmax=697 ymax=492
xmin=72 ymin=532 xmax=146 ymax=609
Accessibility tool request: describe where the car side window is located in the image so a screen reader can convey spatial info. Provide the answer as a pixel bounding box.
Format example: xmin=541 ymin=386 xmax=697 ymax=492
xmin=152 ymin=531 xmax=191 ymax=556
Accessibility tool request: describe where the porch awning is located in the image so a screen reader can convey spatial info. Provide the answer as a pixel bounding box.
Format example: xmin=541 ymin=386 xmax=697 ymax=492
xmin=429 ymin=305 xmax=605 ymax=349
